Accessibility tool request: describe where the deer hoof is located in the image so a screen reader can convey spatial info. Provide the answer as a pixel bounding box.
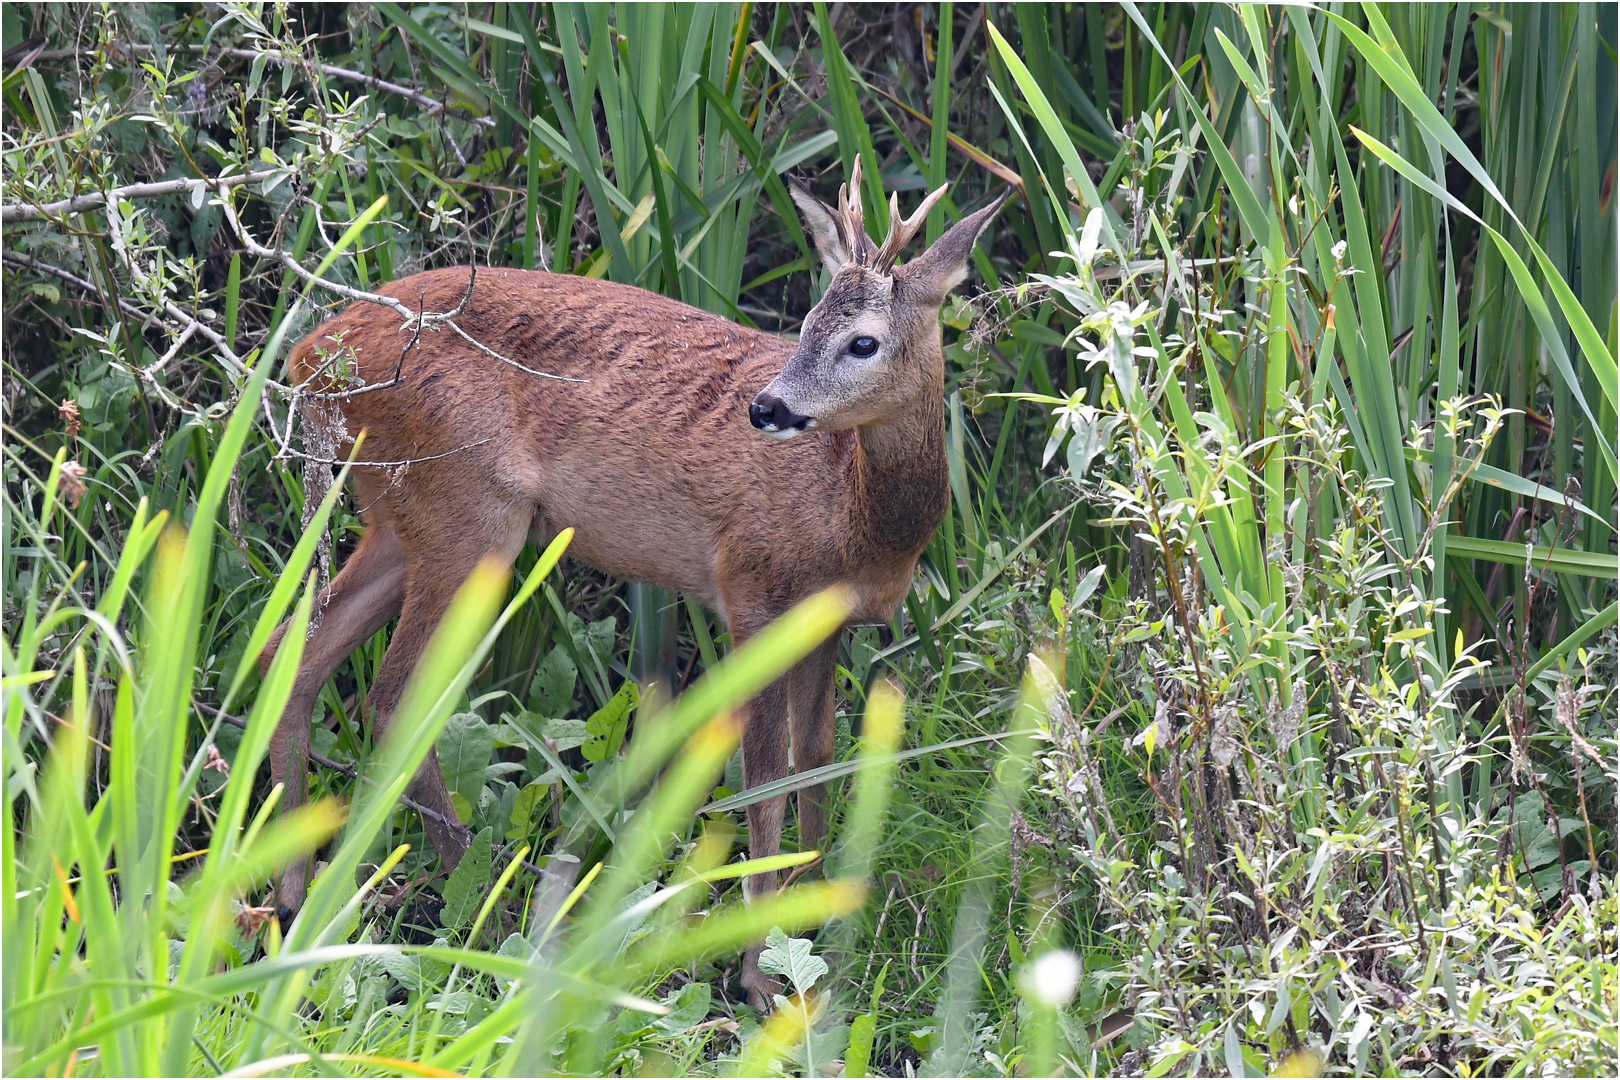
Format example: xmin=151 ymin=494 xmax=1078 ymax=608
xmin=273 ymin=861 xmax=309 ymax=918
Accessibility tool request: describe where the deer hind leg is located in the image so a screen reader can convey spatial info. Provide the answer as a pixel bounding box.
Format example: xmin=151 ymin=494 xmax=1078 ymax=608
xmin=264 ymin=523 xmax=407 ymax=916
xmin=787 ymin=633 xmax=843 ymax=869
xmin=360 ymin=500 xmax=533 ymax=879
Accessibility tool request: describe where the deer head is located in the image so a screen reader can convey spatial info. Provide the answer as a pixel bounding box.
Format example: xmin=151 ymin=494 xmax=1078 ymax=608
xmin=750 ymin=159 xmax=1010 ymax=439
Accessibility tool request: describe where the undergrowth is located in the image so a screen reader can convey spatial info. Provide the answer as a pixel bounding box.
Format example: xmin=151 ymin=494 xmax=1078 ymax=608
xmin=4 ymin=3 xmax=1617 ymax=1077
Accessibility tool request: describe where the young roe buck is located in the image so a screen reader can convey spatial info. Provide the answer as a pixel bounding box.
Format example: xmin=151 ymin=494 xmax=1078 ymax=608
xmin=263 ymin=159 xmax=1007 ymax=1004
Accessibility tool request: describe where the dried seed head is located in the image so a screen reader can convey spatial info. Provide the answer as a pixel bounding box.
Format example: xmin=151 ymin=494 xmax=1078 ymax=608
xmin=235 ymin=903 xmax=278 ymax=937
xmin=59 ymin=461 xmax=88 ymax=509
xmin=1268 ymin=679 xmax=1306 ymax=752
xmin=59 ymin=399 xmax=81 ymax=438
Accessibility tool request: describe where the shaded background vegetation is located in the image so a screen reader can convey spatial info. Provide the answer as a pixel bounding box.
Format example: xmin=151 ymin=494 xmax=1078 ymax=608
xmin=4 ymin=3 xmax=1616 ymax=1076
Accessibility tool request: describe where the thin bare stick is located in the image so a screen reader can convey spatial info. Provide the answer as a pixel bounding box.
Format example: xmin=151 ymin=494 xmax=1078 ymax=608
xmin=30 ymin=43 xmax=496 ymax=128
xmin=2 ymin=250 xmax=252 ymax=381
xmin=1 ymin=170 xmax=279 ymax=223
xmin=219 ymin=195 xmax=417 ymax=323
xmin=445 ymin=320 xmax=586 ymax=383
xmin=280 ymin=438 xmax=496 ymax=468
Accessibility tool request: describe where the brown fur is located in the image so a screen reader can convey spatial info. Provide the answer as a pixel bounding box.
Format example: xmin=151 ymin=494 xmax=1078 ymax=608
xmin=260 ymin=184 xmax=1006 ymax=1007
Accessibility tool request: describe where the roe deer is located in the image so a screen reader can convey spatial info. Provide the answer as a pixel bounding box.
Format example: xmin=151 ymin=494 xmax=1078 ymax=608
xmin=261 ymin=159 xmax=1007 ymax=1006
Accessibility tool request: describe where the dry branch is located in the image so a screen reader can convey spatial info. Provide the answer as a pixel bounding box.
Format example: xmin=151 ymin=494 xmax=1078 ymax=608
xmin=1 ymin=170 xmax=280 ymax=223
xmin=1 ymin=249 xmax=253 ymax=388
xmin=28 ymin=43 xmax=497 ymax=128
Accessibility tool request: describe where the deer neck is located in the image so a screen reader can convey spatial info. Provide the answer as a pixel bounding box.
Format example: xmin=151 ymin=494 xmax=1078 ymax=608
xmin=849 ymin=384 xmax=948 ymax=560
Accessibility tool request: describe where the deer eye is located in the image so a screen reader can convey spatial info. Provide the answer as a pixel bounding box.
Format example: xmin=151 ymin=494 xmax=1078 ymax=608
xmin=847 ymin=336 xmax=879 ymax=358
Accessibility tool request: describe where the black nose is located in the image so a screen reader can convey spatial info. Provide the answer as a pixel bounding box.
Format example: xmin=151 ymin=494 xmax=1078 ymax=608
xmin=749 ymin=393 xmax=810 ymax=432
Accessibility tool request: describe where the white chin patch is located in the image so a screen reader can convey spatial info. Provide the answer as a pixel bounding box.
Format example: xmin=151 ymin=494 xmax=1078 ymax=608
xmin=761 ymin=424 xmax=806 ymax=441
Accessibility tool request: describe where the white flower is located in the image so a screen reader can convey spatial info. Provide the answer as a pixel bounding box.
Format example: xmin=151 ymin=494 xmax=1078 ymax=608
xmin=1021 ymin=949 xmax=1082 ymax=1007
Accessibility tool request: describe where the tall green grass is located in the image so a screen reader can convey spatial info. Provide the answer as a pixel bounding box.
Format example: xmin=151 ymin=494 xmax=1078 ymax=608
xmin=3 ymin=361 xmax=880 ymax=1075
xmin=3 ymin=3 xmax=1615 ymax=1076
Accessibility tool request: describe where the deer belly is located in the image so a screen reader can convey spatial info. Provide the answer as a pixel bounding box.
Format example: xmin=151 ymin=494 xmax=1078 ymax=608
xmin=528 ymin=503 xmax=720 ymax=605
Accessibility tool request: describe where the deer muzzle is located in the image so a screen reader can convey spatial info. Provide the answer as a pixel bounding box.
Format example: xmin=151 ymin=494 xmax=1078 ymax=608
xmin=749 ymin=391 xmax=815 ymax=440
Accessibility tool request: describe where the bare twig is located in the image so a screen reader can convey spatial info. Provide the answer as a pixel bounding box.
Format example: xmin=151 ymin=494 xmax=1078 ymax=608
xmin=1 ymin=170 xmax=279 ymax=223
xmin=220 ymin=204 xmax=581 ymax=392
xmin=445 ymin=320 xmax=586 ymax=383
xmin=2 ymin=249 xmax=251 ymax=385
xmin=282 ymin=438 xmax=497 ymax=468
xmin=30 ymin=43 xmax=496 ymax=128
xmin=219 ymin=194 xmax=418 ymax=324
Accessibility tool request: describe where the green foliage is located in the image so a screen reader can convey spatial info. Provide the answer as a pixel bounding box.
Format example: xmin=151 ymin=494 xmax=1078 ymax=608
xmin=4 ymin=2 xmax=1616 ymax=1077
xmin=438 ymin=711 xmax=496 ymax=813
xmin=439 ymin=826 xmax=495 ymax=930
xmin=759 ymin=927 xmax=831 ymax=999
xmin=581 ymin=679 xmax=637 ymax=762
xmin=527 ymin=644 xmax=579 ymax=716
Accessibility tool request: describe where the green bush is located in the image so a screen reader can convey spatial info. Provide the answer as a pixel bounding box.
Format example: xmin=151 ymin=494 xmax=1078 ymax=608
xmin=4 ymin=3 xmax=1615 ymax=1076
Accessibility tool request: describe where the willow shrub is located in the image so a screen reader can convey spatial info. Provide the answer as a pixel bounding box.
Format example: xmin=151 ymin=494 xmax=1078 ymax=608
xmin=984 ymin=6 xmax=1619 ymax=1067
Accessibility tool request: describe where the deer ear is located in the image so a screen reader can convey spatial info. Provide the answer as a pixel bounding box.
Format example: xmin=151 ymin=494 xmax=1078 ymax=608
xmin=896 ymin=189 xmax=1013 ymax=304
xmin=790 ymin=182 xmax=853 ymax=270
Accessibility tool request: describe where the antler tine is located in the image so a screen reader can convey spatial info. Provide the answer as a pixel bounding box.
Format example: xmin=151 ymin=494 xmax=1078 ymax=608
xmin=837 ymin=156 xmax=868 ymax=266
xmin=876 ymin=182 xmax=950 ymax=272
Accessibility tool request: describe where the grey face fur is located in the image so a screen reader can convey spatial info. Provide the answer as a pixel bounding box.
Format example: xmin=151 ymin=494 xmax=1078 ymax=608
xmin=749 ymin=184 xmax=1010 ymax=438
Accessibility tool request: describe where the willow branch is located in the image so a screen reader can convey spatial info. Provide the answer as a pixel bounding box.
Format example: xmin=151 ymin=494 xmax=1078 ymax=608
xmin=1 ymin=170 xmax=280 ymax=223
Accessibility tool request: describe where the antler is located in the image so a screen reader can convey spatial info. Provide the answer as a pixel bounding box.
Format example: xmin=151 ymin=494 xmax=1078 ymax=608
xmin=837 ymin=156 xmax=869 ymax=267
xmin=875 ymin=182 xmax=950 ymax=273
xmin=834 ymin=157 xmax=948 ymax=272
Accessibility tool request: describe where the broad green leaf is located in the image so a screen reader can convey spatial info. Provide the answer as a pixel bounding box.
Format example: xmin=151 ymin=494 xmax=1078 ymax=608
xmin=1444 ymin=535 xmax=1617 ymax=578
xmin=653 ymin=981 xmax=711 ymax=1036
xmin=438 ymin=711 xmax=495 ymax=804
xmin=581 ymin=680 xmax=638 ymax=762
xmin=440 ymin=827 xmax=494 ymax=930
xmin=541 ymin=716 xmax=590 ymax=752
xmin=847 ymin=1012 xmax=877 ymax=1078
xmin=506 ymin=782 xmax=548 ymax=842
xmin=527 ymin=645 xmax=578 ymax=717
xmin=757 ymin=927 xmax=829 ymax=995
xmin=1407 ymin=447 xmax=1607 ymax=526
xmin=1066 ymin=410 xmax=1117 ymax=481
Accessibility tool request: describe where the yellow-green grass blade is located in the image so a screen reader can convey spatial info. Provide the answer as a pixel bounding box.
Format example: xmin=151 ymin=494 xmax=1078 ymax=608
xmin=93 ymin=497 xmax=166 ymax=627
xmin=987 ymin=20 xmax=1116 ymax=250
xmin=242 ymin=531 xmax=571 ymax=1061
xmin=159 ymin=569 xmax=318 ymax=1075
xmin=617 ymin=587 xmax=851 ymax=797
xmin=814 ymin=1 xmax=885 ymax=233
xmin=1526 ymin=601 xmax=1619 ymax=681
xmin=578 ymin=713 xmax=743 ymax=946
xmin=1407 ymin=447 xmax=1607 ymax=527
xmin=931 ymin=660 xmax=1044 ymax=1076
xmin=1121 ymin=1 xmax=1271 ymax=250
xmin=625 ymin=879 xmax=867 ymax=979
xmin=218 ymin=440 xmax=362 ymax=714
